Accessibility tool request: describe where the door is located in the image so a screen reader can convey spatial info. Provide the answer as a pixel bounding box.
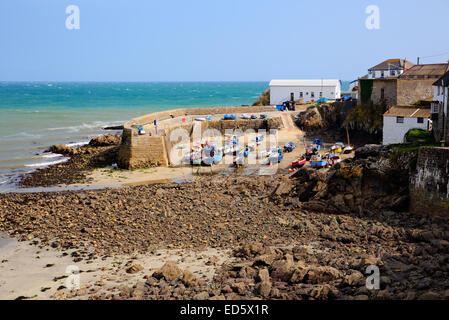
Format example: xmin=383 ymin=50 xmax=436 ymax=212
xmin=290 ymin=92 xmax=294 ymax=102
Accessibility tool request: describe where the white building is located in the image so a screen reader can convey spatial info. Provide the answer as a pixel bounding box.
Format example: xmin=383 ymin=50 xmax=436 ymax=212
xmin=382 ymin=106 xmax=430 ymax=145
xmin=431 ymin=72 xmax=449 ymax=117
xmin=269 ymin=79 xmax=341 ymax=104
xmin=430 ymin=71 xmax=449 ymax=143
xmin=367 ymin=58 xmax=414 ymax=79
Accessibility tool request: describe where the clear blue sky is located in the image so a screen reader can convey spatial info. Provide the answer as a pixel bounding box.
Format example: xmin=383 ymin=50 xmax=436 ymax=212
xmin=1 ymin=0 xmax=448 ymax=81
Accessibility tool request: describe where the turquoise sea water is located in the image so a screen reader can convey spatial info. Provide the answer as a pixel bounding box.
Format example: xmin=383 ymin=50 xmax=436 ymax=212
xmin=0 ymin=81 xmax=350 ymax=189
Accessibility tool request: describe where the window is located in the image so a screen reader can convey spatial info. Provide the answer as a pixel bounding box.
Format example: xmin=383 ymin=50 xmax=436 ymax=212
xmin=311 ymin=92 xmax=315 ymax=98
xmin=391 ymin=70 xmax=396 ymax=76
xmin=396 ymin=117 xmax=404 ymax=124
xmin=299 ymin=92 xmax=303 ymax=98
xmin=417 ymin=117 xmax=424 ymax=124
xmin=319 ymin=92 xmax=323 ymax=97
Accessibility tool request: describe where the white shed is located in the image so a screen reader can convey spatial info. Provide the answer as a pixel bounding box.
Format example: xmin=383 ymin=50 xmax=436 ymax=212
xmin=269 ymin=79 xmax=341 ymax=105
xmin=382 ymin=106 xmax=430 ymax=145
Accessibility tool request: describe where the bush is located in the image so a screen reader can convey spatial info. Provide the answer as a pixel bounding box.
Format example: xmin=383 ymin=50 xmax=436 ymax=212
xmin=252 ymin=89 xmax=270 ymax=106
xmin=404 ymin=128 xmax=434 ymax=144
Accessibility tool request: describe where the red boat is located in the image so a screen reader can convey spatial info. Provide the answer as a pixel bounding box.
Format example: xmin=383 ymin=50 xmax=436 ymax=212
xmin=290 ymin=157 xmax=307 ymax=168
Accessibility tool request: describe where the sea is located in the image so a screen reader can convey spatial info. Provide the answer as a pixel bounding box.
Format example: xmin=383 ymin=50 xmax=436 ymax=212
xmin=0 ymin=81 xmax=350 ymax=191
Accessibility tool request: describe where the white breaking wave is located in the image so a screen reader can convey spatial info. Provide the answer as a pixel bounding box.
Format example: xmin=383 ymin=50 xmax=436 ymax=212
xmin=40 ymin=153 xmax=63 ymax=159
xmin=47 ymin=121 xmax=124 ymax=133
xmin=66 ymin=141 xmax=89 ymax=148
xmin=25 ymin=158 xmax=69 ymax=168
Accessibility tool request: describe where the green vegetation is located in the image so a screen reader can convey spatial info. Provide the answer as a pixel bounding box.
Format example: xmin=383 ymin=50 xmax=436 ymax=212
xmin=389 ymin=129 xmax=438 ymax=152
xmin=359 ymin=79 xmax=373 ymax=104
xmin=252 ymin=89 xmax=270 ymax=106
xmin=405 ymin=128 xmax=434 ymax=144
xmin=343 ymin=102 xmax=386 ymax=133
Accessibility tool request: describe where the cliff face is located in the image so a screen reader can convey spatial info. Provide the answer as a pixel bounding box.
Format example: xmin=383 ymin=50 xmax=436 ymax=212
xmin=295 ymin=101 xmax=382 ymax=145
xmin=271 ymin=145 xmax=418 ymax=215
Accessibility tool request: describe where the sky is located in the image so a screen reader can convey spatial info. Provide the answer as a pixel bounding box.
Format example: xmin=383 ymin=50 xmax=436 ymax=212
xmin=1 ymin=0 xmax=448 ymax=82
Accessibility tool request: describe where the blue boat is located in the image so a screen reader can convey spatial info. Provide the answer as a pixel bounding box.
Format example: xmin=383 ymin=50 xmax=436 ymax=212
xmin=310 ymin=155 xmax=327 ymax=168
xmin=223 ymin=114 xmax=236 ymax=120
xmin=202 ymin=146 xmax=223 ymax=166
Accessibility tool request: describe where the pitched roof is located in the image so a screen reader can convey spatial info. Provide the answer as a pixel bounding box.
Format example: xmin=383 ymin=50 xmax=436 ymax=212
xmin=399 ymin=63 xmax=449 ymax=79
xmin=369 ymin=59 xmax=414 ymax=71
xmin=433 ymin=71 xmax=449 ymax=87
xmin=269 ymin=79 xmax=341 ymax=87
xmin=384 ymin=106 xmax=430 ymax=118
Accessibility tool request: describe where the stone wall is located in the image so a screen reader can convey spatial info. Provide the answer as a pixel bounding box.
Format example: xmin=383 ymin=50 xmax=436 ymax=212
xmin=118 ymin=133 xmax=168 ymax=168
xmin=410 ymin=147 xmax=449 ymax=216
xmin=371 ymin=79 xmax=397 ymax=107
xmin=118 ymin=106 xmax=282 ymax=169
xmin=397 ymin=79 xmax=435 ymax=106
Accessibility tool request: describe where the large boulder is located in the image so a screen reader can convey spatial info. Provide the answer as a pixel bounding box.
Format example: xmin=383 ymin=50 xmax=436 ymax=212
xmin=152 ymin=262 xmax=183 ymax=281
xmin=295 ymin=107 xmax=325 ymax=130
xmin=89 ymin=134 xmax=121 ymax=147
xmin=46 ymin=144 xmax=77 ymax=155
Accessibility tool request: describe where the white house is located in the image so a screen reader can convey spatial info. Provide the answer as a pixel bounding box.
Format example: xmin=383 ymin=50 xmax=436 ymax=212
xmin=382 ymin=106 xmax=430 ymax=145
xmin=269 ymin=79 xmax=341 ymax=105
xmin=430 ymin=71 xmax=449 ymax=143
xmin=367 ymin=58 xmax=414 ymax=79
xmin=431 ymin=72 xmax=449 ymax=117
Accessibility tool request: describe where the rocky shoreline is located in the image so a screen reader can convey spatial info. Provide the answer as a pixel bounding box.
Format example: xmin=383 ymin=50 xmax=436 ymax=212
xmin=2 ymin=166 xmax=449 ymax=299
xmin=2 ymin=132 xmax=449 ymax=300
xmin=19 ymin=134 xmax=121 ymax=188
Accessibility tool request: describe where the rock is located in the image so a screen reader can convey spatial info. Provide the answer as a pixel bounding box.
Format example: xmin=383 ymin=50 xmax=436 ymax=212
xmin=46 ymin=144 xmax=76 ymax=156
xmin=182 ymin=269 xmax=198 ymax=287
xmin=375 ymin=290 xmax=391 ymax=300
xmin=89 ymin=134 xmax=121 ymax=147
xmin=418 ymin=291 xmax=441 ymax=300
xmin=231 ymin=282 xmax=247 ymax=295
xmin=345 ymin=271 xmax=364 ymax=286
xmin=291 ymin=266 xmax=341 ymax=284
xmin=354 ymin=144 xmax=382 ymax=160
xmin=152 ymin=262 xmax=183 ymax=281
xmin=126 ymin=264 xmax=143 ymax=274
xmin=295 ymin=107 xmax=325 ymax=129
xmin=270 ymin=259 xmax=295 ymax=282
xmin=256 ymin=268 xmax=270 ymax=283
xmin=193 ymin=292 xmax=210 ymax=300
xmin=444 ymin=289 xmax=449 ymax=300
xmin=253 ymin=254 xmax=277 ymax=267
xmin=309 ymin=284 xmax=338 ymax=300
xmin=258 ymin=281 xmax=272 ymax=298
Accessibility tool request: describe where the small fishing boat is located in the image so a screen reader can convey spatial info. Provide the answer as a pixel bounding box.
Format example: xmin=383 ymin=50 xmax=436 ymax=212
xmin=284 ymin=142 xmax=296 ymax=153
xmin=233 ymin=152 xmax=245 ymax=167
xmin=327 ymin=154 xmax=341 ymax=166
xmin=310 ymin=155 xmax=327 ymax=168
xmin=265 ymin=147 xmax=283 ymax=165
xmin=330 ymin=144 xmax=342 ymax=154
xmin=290 ymin=156 xmax=307 ymax=168
xmin=202 ymin=145 xmax=223 ymax=166
xmin=240 ymin=114 xmax=251 ymax=119
xmin=343 ymin=146 xmax=354 ymax=154
xmin=223 ymin=114 xmax=236 ymax=120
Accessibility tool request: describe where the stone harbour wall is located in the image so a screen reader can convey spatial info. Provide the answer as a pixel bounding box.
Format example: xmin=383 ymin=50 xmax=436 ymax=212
xmin=118 ymin=106 xmax=282 ymax=169
xmin=410 ymin=147 xmax=449 ymax=216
